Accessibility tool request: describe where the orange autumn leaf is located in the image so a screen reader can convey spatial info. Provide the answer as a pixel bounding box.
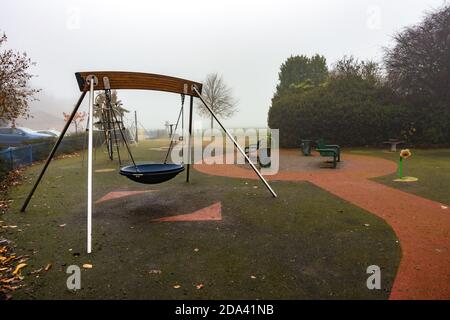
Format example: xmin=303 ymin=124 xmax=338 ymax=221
xmin=12 ymin=263 xmax=27 ymax=275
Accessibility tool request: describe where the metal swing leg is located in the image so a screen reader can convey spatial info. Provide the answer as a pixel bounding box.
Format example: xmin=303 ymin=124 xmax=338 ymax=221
xmin=186 ymin=95 xmax=194 ymax=182
xmin=20 ymin=91 xmax=87 ymax=212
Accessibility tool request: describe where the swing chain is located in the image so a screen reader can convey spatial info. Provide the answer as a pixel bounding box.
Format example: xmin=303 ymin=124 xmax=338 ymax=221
xmin=163 ymin=93 xmax=185 ymax=164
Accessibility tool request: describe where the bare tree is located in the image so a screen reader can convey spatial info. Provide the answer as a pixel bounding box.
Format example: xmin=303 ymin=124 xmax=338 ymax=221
xmin=63 ymin=111 xmax=87 ymax=134
xmin=0 ymin=32 xmax=40 ymax=126
xmin=384 ymin=5 xmax=450 ymax=106
xmin=196 ymin=73 xmax=238 ymax=129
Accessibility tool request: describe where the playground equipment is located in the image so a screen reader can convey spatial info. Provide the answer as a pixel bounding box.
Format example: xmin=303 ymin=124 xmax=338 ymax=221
xmin=120 ymin=163 xmax=185 ymax=184
xmin=20 ymin=71 xmax=277 ymax=253
xmin=398 ymin=149 xmax=411 ymax=178
xmin=93 ymin=91 xmax=132 ymax=162
xmin=81 ymin=93 xmax=134 ymax=166
xmin=394 ymin=149 xmax=418 ymax=182
xmin=316 ymin=139 xmax=341 ymax=168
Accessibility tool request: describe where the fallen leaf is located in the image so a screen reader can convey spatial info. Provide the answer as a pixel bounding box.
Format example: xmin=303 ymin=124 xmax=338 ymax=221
xmin=148 ymin=269 xmax=162 ymax=274
xmin=2 ymin=256 xmax=16 ymax=264
xmin=82 ymin=263 xmax=93 ymax=269
xmin=1 ymin=277 xmax=16 ymax=284
xmin=17 ymin=257 xmax=29 ymax=264
xmin=196 ymin=283 xmax=204 ymax=290
xmin=12 ymin=263 xmax=27 ymax=275
xmin=30 ymin=267 xmax=43 ymax=275
xmin=2 ymin=284 xmax=23 ymax=291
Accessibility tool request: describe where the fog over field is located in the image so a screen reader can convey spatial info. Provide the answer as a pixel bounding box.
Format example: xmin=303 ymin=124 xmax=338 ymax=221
xmin=1 ymin=0 xmax=447 ymax=131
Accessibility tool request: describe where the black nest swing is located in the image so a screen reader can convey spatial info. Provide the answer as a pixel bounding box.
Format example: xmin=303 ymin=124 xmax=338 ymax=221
xmin=119 ymin=163 xmax=185 ymax=184
xmin=115 ymin=89 xmax=187 ymax=185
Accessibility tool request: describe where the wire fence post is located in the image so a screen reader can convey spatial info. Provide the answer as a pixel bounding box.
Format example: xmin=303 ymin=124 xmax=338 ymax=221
xmin=29 ymin=144 xmax=33 ymax=164
xmin=9 ymin=148 xmax=14 ymax=171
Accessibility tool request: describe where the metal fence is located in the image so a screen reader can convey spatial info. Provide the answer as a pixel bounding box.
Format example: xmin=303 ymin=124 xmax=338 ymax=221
xmin=0 ymin=133 xmax=105 ymax=178
xmin=0 ymin=142 xmax=52 ymax=172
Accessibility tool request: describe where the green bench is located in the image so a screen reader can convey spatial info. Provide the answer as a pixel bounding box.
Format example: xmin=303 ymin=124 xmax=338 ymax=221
xmin=244 ymin=140 xmax=271 ymax=168
xmin=316 ymin=139 xmax=341 ymax=168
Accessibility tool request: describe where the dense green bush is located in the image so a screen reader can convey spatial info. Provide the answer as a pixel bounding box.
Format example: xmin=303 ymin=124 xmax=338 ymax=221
xmin=269 ymin=83 xmax=405 ymax=147
xmin=275 ymin=54 xmax=328 ymax=99
xmin=268 ymin=56 xmax=450 ymax=147
xmin=270 ymin=4 xmax=450 ymax=148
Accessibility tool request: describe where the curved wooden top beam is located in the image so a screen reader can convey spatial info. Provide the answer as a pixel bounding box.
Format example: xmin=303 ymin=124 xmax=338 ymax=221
xmin=75 ymin=71 xmax=203 ymax=96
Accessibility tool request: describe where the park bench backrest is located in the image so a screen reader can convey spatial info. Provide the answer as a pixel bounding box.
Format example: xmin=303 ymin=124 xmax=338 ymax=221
xmin=316 ymin=139 xmax=325 ymax=149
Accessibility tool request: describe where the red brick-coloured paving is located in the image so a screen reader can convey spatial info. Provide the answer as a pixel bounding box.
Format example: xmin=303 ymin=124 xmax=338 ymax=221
xmin=152 ymin=202 xmax=222 ymax=222
xmin=95 ymin=190 xmax=156 ymax=204
xmin=194 ymin=150 xmax=450 ymax=300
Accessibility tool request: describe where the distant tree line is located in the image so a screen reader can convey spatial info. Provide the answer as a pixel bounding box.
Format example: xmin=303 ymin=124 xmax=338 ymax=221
xmin=268 ymin=4 xmax=450 ymax=147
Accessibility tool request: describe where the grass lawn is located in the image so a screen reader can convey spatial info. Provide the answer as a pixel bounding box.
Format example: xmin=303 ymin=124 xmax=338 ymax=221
xmin=1 ymin=140 xmax=400 ymax=299
xmin=349 ymin=148 xmax=450 ymax=205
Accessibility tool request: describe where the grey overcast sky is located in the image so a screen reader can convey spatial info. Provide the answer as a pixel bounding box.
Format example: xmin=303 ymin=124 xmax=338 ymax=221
xmin=1 ymin=0 xmax=448 ymax=130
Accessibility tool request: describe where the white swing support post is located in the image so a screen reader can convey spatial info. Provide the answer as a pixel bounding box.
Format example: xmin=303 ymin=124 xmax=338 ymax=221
xmin=86 ymin=75 xmax=97 ymax=253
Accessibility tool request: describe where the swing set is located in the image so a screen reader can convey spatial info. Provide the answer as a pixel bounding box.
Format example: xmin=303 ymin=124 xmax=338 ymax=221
xmin=20 ymin=71 xmax=277 ymax=253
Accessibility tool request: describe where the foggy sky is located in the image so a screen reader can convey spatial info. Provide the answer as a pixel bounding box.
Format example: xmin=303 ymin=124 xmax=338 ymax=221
xmin=1 ymin=0 xmax=447 ymax=130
